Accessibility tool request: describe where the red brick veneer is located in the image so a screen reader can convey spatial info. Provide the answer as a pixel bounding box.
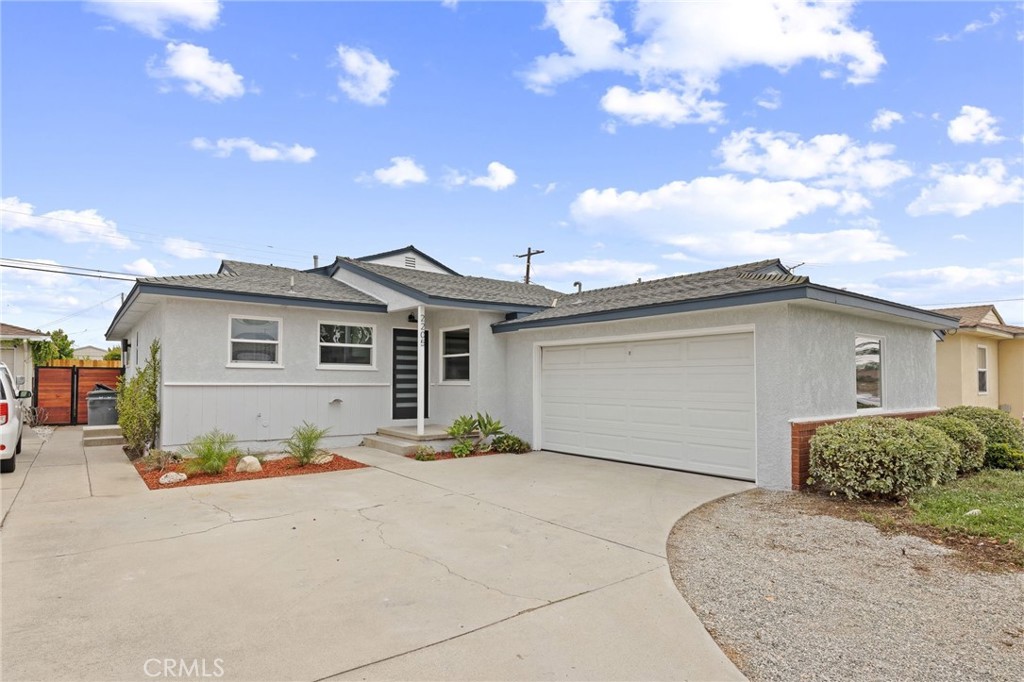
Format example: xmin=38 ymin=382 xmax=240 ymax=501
xmin=791 ymin=410 xmax=941 ymax=490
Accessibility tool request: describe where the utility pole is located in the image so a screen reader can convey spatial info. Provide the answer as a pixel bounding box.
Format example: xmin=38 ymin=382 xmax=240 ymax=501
xmin=514 ymin=247 xmax=545 ymax=285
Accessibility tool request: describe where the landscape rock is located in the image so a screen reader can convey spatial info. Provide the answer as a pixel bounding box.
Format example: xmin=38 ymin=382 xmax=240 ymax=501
xmin=158 ymin=472 xmax=187 ymax=485
xmin=311 ymin=453 xmax=334 ymax=465
xmin=963 ymin=508 xmax=982 ymax=517
xmin=235 ymin=455 xmax=262 ymax=473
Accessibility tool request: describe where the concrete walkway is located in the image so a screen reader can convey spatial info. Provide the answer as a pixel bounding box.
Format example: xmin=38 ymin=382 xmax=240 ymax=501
xmin=1 ymin=428 xmax=751 ymax=681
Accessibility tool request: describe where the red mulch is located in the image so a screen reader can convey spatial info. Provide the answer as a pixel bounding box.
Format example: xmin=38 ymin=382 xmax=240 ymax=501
xmin=135 ymin=454 xmax=368 ymax=490
xmin=404 ymin=450 xmax=503 ymax=461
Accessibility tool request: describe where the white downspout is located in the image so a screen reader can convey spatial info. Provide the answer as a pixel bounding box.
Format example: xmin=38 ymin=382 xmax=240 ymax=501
xmin=417 ymin=305 xmax=425 ymax=436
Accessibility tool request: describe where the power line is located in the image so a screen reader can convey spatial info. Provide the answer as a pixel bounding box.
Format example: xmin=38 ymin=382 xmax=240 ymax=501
xmin=0 ymin=262 xmax=138 ymax=281
xmin=39 ymin=294 xmax=124 ymax=328
xmin=1 ymin=257 xmax=144 ymax=279
xmin=921 ymin=297 xmax=1023 ymax=307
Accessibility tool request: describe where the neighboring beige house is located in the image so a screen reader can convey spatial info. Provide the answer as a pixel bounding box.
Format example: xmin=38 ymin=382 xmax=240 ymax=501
xmin=933 ymin=305 xmax=1024 ymax=421
xmin=73 ymin=345 xmax=110 ymax=360
xmin=0 ymin=322 xmax=49 ymax=394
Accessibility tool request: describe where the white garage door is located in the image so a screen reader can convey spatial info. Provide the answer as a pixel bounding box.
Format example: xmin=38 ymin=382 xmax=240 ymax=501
xmin=541 ymin=333 xmax=755 ymax=480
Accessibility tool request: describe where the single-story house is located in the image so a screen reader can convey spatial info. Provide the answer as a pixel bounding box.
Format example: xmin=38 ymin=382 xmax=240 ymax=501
xmin=73 ymin=345 xmax=111 ymax=361
xmin=932 ymin=304 xmax=1024 ymax=421
xmin=0 ymin=323 xmax=49 ymax=394
xmin=105 ymin=245 xmax=957 ymax=489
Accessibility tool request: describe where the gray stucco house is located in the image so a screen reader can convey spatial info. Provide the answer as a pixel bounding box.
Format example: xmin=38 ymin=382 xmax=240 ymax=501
xmin=105 ymin=246 xmax=957 ymax=489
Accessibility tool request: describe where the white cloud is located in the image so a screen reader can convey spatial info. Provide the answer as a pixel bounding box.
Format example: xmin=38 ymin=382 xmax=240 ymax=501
xmin=495 ymin=258 xmax=660 ymax=285
xmin=947 ymin=105 xmax=1005 ymax=144
xmin=147 ymin=42 xmax=246 ymax=101
xmin=123 ymin=258 xmax=158 ymax=277
xmin=717 ymin=128 xmax=912 ymax=191
xmin=935 ymin=8 xmax=1005 ymax=41
xmin=524 ymin=0 xmax=884 ymax=127
xmin=162 ymin=237 xmax=223 ymax=260
xmin=535 ymin=182 xmax=558 ymax=195
xmin=907 ymin=159 xmax=1024 ymax=217
xmin=441 ymin=0 xmax=459 ymax=9
xmin=334 ymin=45 xmax=397 ymax=106
xmin=950 ymin=234 xmax=971 ymax=241
xmin=190 ymin=137 xmax=316 ymax=163
xmin=871 ymin=109 xmax=904 ymax=131
xmin=87 ymin=0 xmax=220 ymax=38
xmin=364 ymin=157 xmax=428 ymax=187
xmin=878 ymin=263 xmax=1023 ymax=293
xmin=600 ymin=86 xmax=724 ymax=126
xmin=756 ymin=87 xmax=781 ymax=111
xmin=1 ymin=196 xmax=134 ymax=249
xmin=469 ymin=162 xmax=517 ymax=191
xmin=570 ymin=175 xmax=903 ymax=264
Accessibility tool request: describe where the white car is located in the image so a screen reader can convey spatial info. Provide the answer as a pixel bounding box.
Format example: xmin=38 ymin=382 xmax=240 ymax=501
xmin=0 ymin=362 xmax=32 ymax=473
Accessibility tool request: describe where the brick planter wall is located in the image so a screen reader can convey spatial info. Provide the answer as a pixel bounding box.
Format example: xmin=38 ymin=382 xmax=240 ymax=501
xmin=791 ymin=410 xmax=941 ymax=490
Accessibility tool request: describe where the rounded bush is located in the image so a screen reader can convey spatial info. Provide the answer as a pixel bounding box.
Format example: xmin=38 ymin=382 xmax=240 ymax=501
xmin=808 ymin=417 xmax=958 ymax=500
xmin=492 ymin=433 xmax=532 ymax=454
xmin=915 ymin=415 xmax=986 ymax=473
xmin=941 ymin=406 xmax=1024 ymax=457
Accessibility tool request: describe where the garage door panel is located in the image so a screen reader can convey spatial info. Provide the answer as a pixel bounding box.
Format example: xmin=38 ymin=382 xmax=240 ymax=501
xmin=541 ymin=333 xmax=755 ymax=480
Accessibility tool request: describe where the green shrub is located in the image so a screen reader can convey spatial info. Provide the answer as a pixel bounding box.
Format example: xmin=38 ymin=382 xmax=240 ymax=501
xmin=474 ymin=412 xmax=504 ymax=450
xmin=282 ymin=421 xmax=330 ymax=466
xmin=915 ymin=415 xmax=986 ymax=473
xmin=413 ymin=445 xmax=436 ymax=461
xmin=941 ymin=406 xmax=1024 ymax=460
xmin=117 ymin=340 xmax=161 ymax=459
xmin=450 ymin=440 xmax=474 ymax=458
xmin=181 ymin=429 xmax=240 ymax=475
xmin=808 ymin=417 xmax=958 ymax=500
xmin=492 ymin=433 xmax=532 ymax=454
xmin=446 ymin=415 xmax=477 ymax=440
xmin=985 ymin=443 xmax=1024 ymax=471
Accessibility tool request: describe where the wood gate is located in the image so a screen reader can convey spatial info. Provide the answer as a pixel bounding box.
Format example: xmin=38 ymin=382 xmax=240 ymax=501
xmin=34 ymin=366 xmax=124 ymax=425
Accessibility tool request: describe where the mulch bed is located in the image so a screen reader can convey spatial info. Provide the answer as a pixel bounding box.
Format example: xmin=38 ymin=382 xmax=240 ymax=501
xmin=404 ymin=450 xmax=503 ymax=461
xmin=135 ymin=454 xmax=368 ymax=490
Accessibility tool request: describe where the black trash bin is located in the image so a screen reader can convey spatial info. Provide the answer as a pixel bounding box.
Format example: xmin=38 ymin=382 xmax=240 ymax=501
xmin=86 ymin=384 xmax=119 ymax=426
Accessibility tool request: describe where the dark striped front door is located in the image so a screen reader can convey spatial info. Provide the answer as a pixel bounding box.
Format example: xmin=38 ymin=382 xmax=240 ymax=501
xmin=392 ymin=329 xmax=428 ymax=420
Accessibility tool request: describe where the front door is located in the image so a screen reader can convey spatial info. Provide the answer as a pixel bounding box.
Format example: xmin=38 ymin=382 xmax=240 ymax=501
xmin=392 ymin=329 xmax=428 ymax=420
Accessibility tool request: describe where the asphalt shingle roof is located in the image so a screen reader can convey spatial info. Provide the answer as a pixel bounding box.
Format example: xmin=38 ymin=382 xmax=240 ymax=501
xmin=139 ymin=261 xmax=383 ymax=306
xmin=337 ymin=258 xmax=564 ymax=307
xmin=495 ymin=259 xmax=808 ymax=327
xmin=932 ymin=305 xmax=1024 ymax=335
xmin=0 ymin=323 xmax=49 ymax=338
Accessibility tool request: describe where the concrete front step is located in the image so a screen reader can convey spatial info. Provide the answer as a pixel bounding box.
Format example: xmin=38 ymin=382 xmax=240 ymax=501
xmin=362 ymin=433 xmax=458 ymax=456
xmin=84 ymin=435 xmax=126 ymax=448
xmin=82 ymin=424 xmax=125 ymax=448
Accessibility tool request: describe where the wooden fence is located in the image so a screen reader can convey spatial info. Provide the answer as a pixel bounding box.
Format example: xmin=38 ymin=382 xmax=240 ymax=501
xmin=46 ymin=358 xmax=122 ymax=368
xmin=34 ymin=366 xmax=124 ymax=425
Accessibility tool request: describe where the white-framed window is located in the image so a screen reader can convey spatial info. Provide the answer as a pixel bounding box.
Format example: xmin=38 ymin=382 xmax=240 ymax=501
xmin=229 ymin=316 xmax=281 ymax=366
xmin=855 ymin=335 xmax=882 ymax=410
xmin=440 ymin=327 xmax=470 ymax=383
xmin=318 ymin=322 xmax=375 ymax=369
xmin=977 ymin=345 xmax=988 ymax=394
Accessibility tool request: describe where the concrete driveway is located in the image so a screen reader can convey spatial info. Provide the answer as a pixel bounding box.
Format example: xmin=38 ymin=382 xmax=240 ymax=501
xmin=1 ymin=427 xmax=751 ymax=681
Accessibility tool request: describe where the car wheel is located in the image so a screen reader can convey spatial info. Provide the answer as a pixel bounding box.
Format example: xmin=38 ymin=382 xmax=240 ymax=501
xmin=0 ymin=455 xmax=14 ymax=474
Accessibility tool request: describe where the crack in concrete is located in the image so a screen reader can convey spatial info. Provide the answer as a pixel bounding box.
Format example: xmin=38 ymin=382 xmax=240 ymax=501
xmin=187 ymin=491 xmax=239 ymax=523
xmin=356 ymin=507 xmax=549 ymax=606
xmin=314 ymin=565 xmax=665 ymax=682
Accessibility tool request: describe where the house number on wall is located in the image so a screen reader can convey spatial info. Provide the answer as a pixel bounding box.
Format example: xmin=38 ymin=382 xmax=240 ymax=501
xmin=419 ymin=313 xmax=427 ymax=347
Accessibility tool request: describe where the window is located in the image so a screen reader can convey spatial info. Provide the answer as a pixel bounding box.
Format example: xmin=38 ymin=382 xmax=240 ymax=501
xmin=319 ymin=323 xmax=374 ymax=367
xmin=978 ymin=346 xmax=988 ymax=394
xmin=441 ymin=327 xmax=470 ymax=382
xmin=855 ymin=336 xmax=882 ymax=410
xmin=229 ymin=317 xmax=280 ymax=365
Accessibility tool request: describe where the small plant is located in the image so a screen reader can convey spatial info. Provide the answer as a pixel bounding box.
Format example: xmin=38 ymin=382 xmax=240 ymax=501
xmin=413 ymin=445 xmax=437 ymax=461
xmin=140 ymin=449 xmax=180 ymax=472
xmin=117 ymin=339 xmax=161 ymax=459
xmin=283 ymin=421 xmax=331 ymax=466
xmin=446 ymin=414 xmax=477 ymax=440
xmin=985 ymin=443 xmax=1024 ymax=471
xmin=808 ymin=417 xmax=958 ymax=500
xmin=181 ymin=429 xmax=241 ymax=475
xmin=474 ymin=412 xmax=504 ymax=451
xmin=450 ymin=440 xmax=474 ymax=458
xmin=915 ymin=415 xmax=986 ymax=473
xmin=492 ymin=433 xmax=532 ymax=454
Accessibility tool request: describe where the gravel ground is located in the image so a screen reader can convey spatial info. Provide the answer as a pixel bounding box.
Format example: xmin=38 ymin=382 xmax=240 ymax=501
xmin=668 ymin=489 xmax=1024 ymax=682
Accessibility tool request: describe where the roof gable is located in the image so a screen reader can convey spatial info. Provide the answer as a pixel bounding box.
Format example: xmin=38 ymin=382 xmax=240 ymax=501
xmin=356 ymin=245 xmax=460 ymax=276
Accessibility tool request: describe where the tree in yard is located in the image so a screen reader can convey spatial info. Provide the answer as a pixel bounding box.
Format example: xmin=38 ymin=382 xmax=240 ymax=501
xmin=49 ymin=329 xmax=75 ymax=359
xmin=104 ymin=346 xmax=122 ymax=361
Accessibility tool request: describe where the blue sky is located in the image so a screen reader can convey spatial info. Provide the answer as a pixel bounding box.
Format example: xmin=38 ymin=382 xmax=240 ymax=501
xmin=2 ymin=0 xmax=1022 ymax=348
